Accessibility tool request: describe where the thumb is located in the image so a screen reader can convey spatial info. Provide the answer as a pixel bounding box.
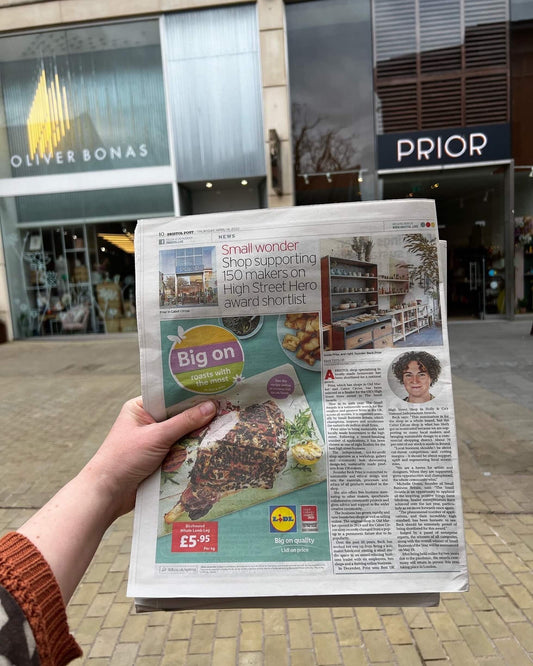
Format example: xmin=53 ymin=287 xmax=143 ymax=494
xmin=154 ymin=400 xmax=218 ymax=445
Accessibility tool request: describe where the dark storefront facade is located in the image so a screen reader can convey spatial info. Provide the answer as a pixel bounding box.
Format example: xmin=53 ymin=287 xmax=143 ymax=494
xmin=286 ymin=0 xmax=532 ymax=320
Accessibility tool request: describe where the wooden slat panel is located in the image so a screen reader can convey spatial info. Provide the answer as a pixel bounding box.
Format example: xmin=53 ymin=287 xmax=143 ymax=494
xmin=465 ymin=23 xmax=507 ymax=68
xmin=374 ymin=0 xmax=509 ymax=133
xmin=421 ymin=78 xmax=462 ymax=128
xmin=419 ymin=0 xmax=462 ymax=73
xmin=465 ymin=74 xmax=508 ymax=124
xmin=420 ymin=46 xmax=462 ymax=74
xmin=374 ymin=0 xmax=417 ymax=78
xmin=376 ymin=83 xmax=418 ymax=132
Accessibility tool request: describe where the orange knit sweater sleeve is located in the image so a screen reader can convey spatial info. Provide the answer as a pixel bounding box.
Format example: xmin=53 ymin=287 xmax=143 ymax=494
xmin=0 ymin=531 xmax=82 ymax=666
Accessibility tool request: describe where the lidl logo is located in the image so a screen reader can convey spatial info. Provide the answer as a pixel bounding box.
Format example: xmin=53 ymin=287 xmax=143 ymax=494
xmin=270 ymin=505 xmax=297 ymax=533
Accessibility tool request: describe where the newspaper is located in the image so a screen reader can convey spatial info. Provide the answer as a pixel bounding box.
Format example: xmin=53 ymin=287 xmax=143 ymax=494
xmin=128 ymin=200 xmax=468 ymax=610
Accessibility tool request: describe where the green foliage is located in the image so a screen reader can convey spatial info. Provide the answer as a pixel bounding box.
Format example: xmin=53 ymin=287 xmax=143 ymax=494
xmin=403 ymin=234 xmax=439 ymax=292
xmin=285 ymin=408 xmax=316 ymax=447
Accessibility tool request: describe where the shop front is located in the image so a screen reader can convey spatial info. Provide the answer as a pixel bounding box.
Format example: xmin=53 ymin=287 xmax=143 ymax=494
xmin=380 ymin=165 xmax=513 ymax=319
xmin=0 ymin=5 xmax=266 ymax=338
xmin=0 ymin=19 xmax=173 ymax=337
xmin=159 ymin=246 xmax=218 ymax=308
xmin=377 ymin=126 xmax=514 ymax=319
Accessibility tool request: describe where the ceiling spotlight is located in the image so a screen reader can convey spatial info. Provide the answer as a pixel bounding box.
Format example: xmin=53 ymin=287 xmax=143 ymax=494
xmin=326 ymin=172 xmax=332 ymax=183
xmin=303 ymin=174 xmax=309 ymax=185
xmin=357 ymin=171 xmax=364 ymax=183
xmin=430 ymin=182 xmax=439 ymax=190
xmin=206 ymin=182 xmax=213 ymax=189
xmin=241 ymin=179 xmax=248 ymax=186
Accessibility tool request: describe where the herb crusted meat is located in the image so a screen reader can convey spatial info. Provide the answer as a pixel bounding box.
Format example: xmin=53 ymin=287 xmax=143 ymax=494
xmin=165 ymin=400 xmax=287 ymax=522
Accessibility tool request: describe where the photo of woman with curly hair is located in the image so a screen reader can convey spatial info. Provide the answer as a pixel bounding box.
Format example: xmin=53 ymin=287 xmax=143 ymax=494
xmin=391 ymin=351 xmax=442 ymax=403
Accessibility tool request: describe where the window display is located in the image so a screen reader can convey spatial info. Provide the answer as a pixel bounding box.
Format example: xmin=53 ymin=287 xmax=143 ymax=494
xmin=19 ymin=222 xmax=136 ymax=336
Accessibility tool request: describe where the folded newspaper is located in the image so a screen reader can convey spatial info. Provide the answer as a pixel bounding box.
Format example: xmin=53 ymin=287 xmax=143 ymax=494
xmin=128 ymin=200 xmax=468 ymax=610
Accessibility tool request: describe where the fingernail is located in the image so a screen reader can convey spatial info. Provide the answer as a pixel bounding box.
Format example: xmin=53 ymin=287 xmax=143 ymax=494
xmin=199 ymin=400 xmax=217 ymax=417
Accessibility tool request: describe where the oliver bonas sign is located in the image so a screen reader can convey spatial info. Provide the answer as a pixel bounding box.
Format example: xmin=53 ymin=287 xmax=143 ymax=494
xmin=377 ymin=124 xmax=510 ymax=170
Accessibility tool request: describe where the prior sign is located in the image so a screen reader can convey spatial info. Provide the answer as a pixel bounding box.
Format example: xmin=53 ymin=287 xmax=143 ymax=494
xmin=377 ymin=124 xmax=510 ymax=170
xmin=397 ymin=133 xmax=487 ymax=163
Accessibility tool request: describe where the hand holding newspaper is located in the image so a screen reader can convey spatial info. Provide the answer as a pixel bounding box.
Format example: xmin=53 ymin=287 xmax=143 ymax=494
xmin=128 ymin=200 xmax=467 ymax=610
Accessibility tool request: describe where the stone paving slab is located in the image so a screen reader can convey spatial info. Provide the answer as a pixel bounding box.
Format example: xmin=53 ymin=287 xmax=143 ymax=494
xmin=0 ymin=322 xmax=532 ymax=664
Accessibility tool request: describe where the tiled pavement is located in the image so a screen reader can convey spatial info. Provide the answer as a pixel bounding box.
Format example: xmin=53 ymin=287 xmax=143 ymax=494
xmin=0 ymin=320 xmax=532 ymax=665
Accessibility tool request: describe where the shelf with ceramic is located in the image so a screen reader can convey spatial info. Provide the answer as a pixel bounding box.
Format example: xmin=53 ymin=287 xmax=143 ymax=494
xmin=327 ymin=261 xmax=377 ymax=274
xmin=377 ymin=263 xmax=410 ymax=296
xmin=332 ymin=285 xmax=378 ymax=292
xmin=332 ymin=304 xmax=378 ymax=317
xmin=321 ymin=255 xmax=379 ymax=326
xmin=378 ymin=289 xmax=409 ymax=296
xmin=331 ymin=289 xmax=378 ymax=297
xmin=378 ymin=277 xmax=409 ymax=282
xmin=331 ymin=274 xmax=376 ymax=280
xmin=388 ymin=303 xmax=430 ymax=342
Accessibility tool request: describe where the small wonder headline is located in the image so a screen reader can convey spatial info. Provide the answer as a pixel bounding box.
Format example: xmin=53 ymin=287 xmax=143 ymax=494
xmin=220 ymin=240 xmax=319 ymax=308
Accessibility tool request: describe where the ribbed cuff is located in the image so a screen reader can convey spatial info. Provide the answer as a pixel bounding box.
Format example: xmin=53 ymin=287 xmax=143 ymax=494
xmin=0 ymin=531 xmax=82 ymax=666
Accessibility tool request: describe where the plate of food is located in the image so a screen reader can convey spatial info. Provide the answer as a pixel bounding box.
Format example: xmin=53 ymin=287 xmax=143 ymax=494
xmin=219 ymin=315 xmax=263 ymax=339
xmin=159 ymin=364 xmax=326 ymax=532
xmin=277 ymin=312 xmax=321 ymax=371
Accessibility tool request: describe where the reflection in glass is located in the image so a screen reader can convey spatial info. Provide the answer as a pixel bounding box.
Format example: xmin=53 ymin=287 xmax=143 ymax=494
xmin=164 ymin=5 xmax=264 ymax=183
xmin=514 ymin=170 xmax=533 ymax=312
xmin=286 ymin=0 xmax=375 ymax=204
xmin=381 ymin=167 xmax=506 ymax=318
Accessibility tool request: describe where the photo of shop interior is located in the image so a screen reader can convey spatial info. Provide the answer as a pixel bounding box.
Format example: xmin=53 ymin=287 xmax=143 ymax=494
xmin=320 ymin=235 xmax=444 ymax=351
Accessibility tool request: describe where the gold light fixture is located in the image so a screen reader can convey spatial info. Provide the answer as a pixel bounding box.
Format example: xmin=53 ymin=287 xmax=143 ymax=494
xmin=27 ymin=68 xmax=71 ymax=159
xmin=98 ymin=232 xmax=135 ymax=254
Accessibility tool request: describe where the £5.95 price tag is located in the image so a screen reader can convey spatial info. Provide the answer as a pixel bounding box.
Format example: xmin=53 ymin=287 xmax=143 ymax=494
xmin=171 ymin=522 xmax=218 ymax=553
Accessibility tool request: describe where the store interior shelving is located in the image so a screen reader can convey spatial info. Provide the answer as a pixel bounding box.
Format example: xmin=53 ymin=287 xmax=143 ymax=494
xmin=375 ymin=260 xmax=432 ymax=343
xmin=321 ymin=256 xmax=378 ymax=324
xmin=390 ymin=304 xmax=429 ymax=342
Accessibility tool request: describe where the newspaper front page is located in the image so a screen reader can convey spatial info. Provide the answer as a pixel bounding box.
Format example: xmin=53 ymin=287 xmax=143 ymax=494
xmin=128 ymin=200 xmax=468 ymax=609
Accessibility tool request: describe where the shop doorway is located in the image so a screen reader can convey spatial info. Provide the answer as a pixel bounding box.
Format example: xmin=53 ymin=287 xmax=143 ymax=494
xmin=18 ymin=221 xmax=137 ymax=336
xmin=381 ymin=165 xmax=511 ymax=318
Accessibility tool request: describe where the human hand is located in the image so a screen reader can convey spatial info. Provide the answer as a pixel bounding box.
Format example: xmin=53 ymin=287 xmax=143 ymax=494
xmin=84 ymin=397 xmax=217 ymax=518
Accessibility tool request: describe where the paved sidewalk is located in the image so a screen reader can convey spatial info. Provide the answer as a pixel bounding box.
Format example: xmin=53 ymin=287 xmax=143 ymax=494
xmin=0 ymin=321 xmax=532 ymax=665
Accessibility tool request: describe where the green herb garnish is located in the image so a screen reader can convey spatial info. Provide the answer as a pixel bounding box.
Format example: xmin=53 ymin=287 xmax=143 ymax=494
xmin=285 ymin=408 xmax=316 ymax=447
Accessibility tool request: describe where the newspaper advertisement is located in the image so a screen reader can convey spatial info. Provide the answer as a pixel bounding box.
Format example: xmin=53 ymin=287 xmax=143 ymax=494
xmin=128 ymin=200 xmax=468 ymax=607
